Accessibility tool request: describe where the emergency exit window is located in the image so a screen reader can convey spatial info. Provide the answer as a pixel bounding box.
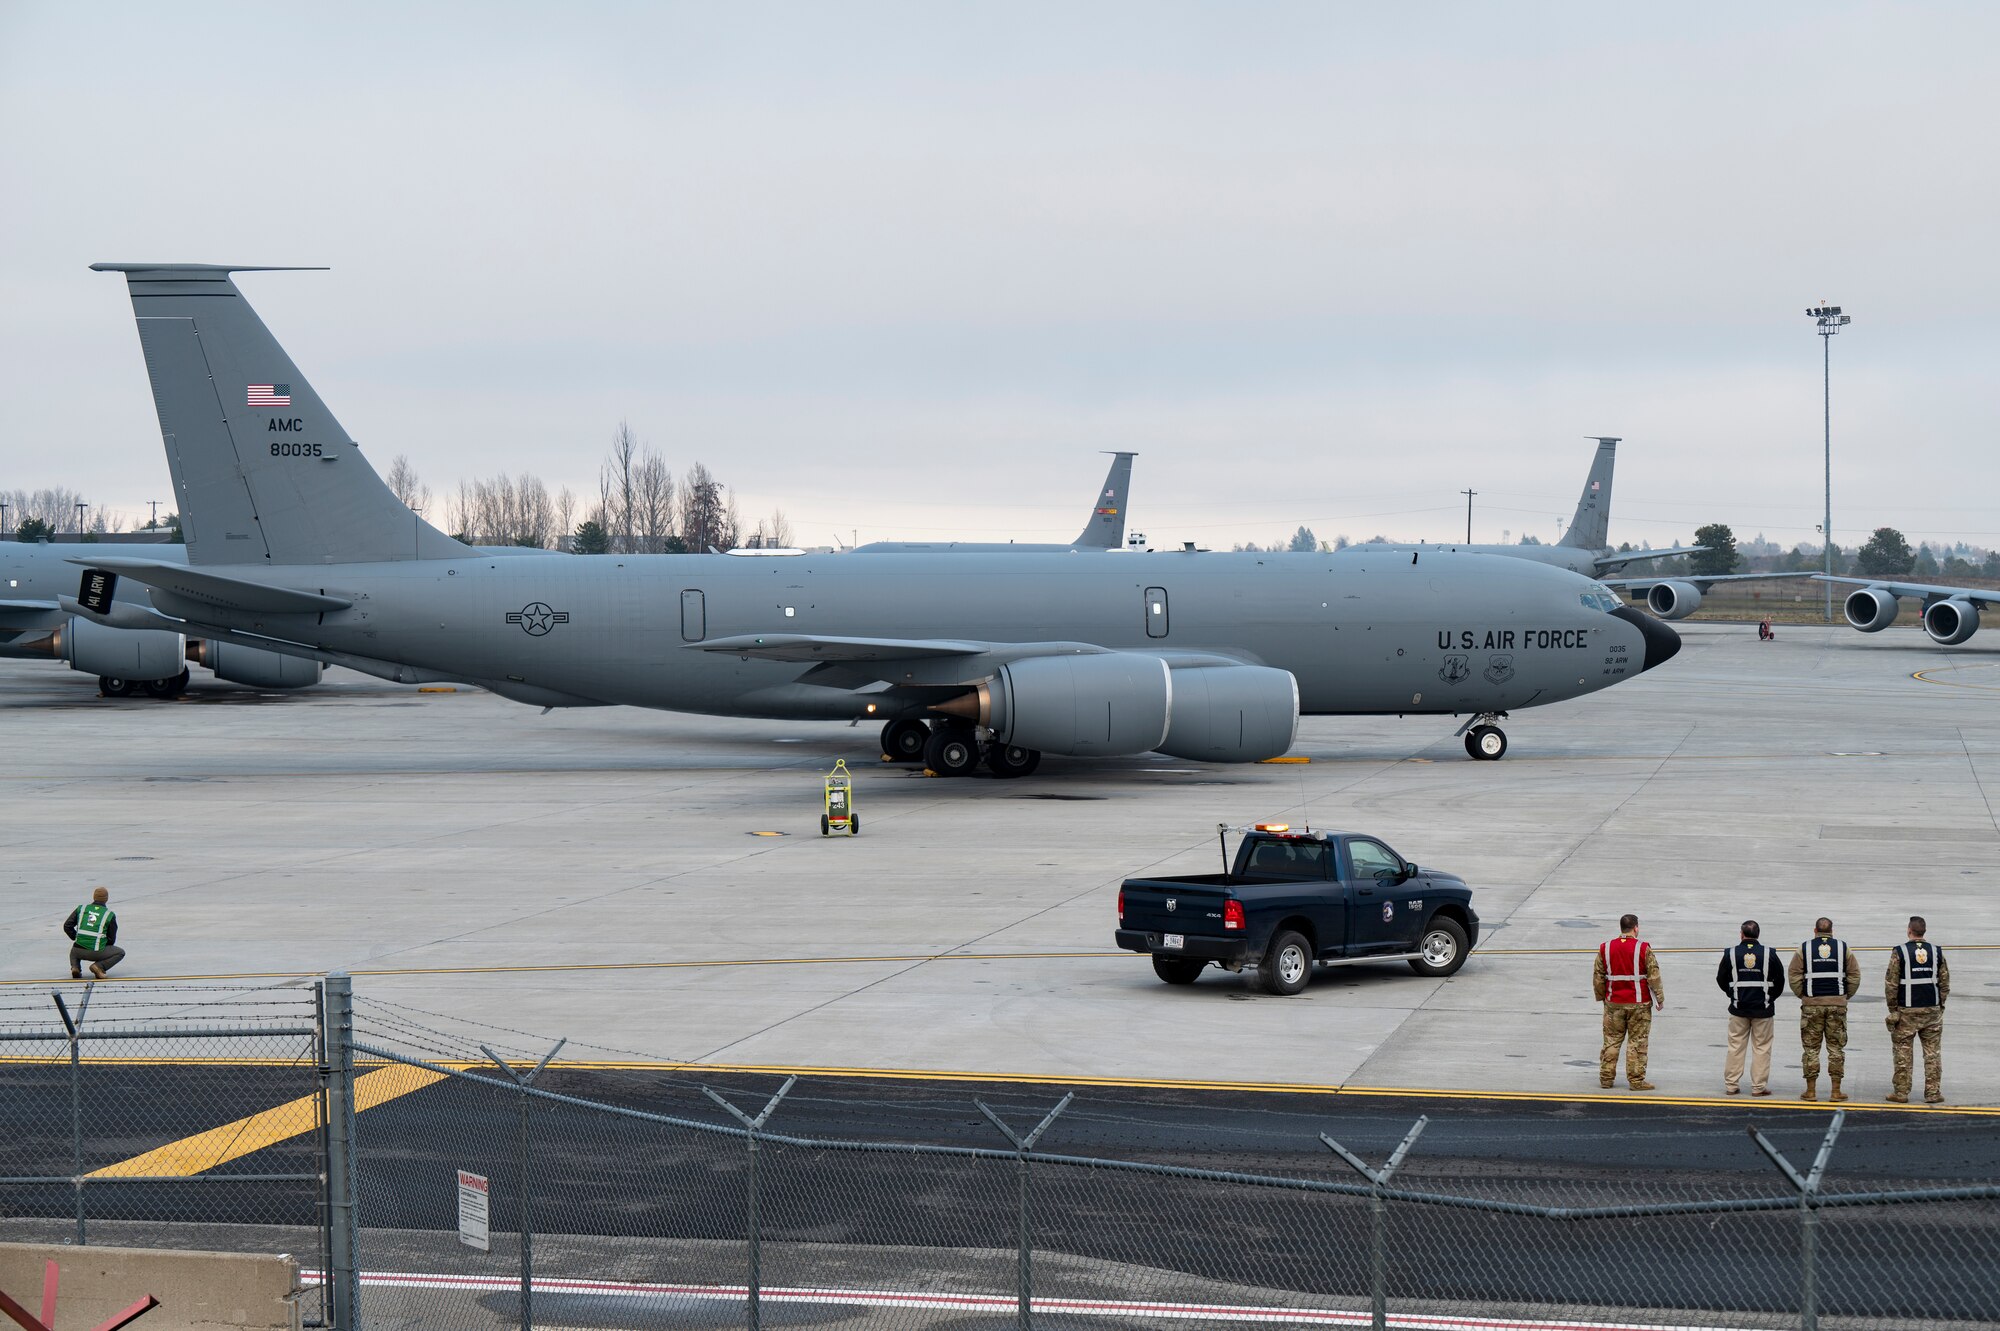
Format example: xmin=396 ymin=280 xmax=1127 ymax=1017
xmin=1145 ymin=587 xmax=1168 ymax=638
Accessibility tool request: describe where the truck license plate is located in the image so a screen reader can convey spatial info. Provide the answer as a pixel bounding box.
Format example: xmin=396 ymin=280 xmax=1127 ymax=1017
xmin=1163 ymin=934 xmax=1184 ymax=950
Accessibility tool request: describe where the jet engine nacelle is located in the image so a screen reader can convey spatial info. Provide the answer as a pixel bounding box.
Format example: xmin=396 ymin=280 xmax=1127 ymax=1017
xmin=1644 ymin=581 xmax=1703 ymax=621
xmin=187 ymin=640 xmax=325 ymax=689
xmin=1924 ymin=599 xmax=1981 ymax=646
xmin=1155 ymin=665 xmax=1299 ymax=763
xmin=59 ymin=617 xmax=184 ymax=680
xmin=1843 ymin=587 xmax=1900 ymax=633
xmin=949 ymin=652 xmax=1172 ymax=756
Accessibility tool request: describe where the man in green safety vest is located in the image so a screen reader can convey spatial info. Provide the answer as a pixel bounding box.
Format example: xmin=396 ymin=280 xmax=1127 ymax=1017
xmin=63 ymin=886 xmax=126 ymax=979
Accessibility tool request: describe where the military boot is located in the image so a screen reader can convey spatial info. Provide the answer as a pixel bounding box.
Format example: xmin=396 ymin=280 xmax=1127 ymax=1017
xmin=1884 ymin=1091 xmax=1909 ymax=1103
xmin=1829 ymin=1077 xmax=1847 ymax=1103
xmin=1628 ymin=1079 xmax=1655 ymax=1091
xmin=1801 ymin=1078 xmax=1817 ymax=1102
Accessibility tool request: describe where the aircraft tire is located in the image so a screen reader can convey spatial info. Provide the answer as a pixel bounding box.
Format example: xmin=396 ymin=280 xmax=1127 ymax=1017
xmin=923 ymin=727 xmax=980 ymax=777
xmin=880 ymin=719 xmax=929 ymax=763
xmin=144 ymin=669 xmax=190 ymax=700
xmin=1257 ymin=930 xmax=1313 ymax=996
xmin=984 ymin=743 xmax=1041 ymax=778
xmin=1151 ymin=955 xmax=1205 ymax=985
xmin=99 ymin=676 xmax=134 ymax=698
xmin=1465 ymin=725 xmax=1507 ymax=761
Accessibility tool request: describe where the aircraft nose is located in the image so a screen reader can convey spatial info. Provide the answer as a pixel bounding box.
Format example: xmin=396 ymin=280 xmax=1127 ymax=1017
xmin=1612 ymin=605 xmax=1681 ymax=672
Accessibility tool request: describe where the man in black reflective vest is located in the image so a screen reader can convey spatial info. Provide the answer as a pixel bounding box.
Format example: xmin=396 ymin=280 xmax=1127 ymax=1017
xmin=1714 ymin=920 xmax=1784 ymax=1096
xmin=1884 ymin=916 xmax=1949 ymax=1104
xmin=1789 ymin=917 xmax=1861 ymax=1102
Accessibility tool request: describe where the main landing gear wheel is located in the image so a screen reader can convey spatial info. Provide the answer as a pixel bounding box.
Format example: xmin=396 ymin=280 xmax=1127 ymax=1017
xmin=984 ymin=743 xmax=1041 ymax=778
xmin=923 ymin=727 xmax=980 ymax=777
xmin=880 ymin=719 xmax=929 ymax=763
xmin=99 ymin=677 xmax=134 ymax=698
xmin=143 ymin=669 xmax=190 ymax=700
xmin=1465 ymin=725 xmax=1507 ymax=761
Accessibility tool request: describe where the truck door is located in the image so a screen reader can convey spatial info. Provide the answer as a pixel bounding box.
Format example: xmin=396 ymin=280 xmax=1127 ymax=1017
xmin=1343 ymin=838 xmax=1414 ymax=954
xmin=1240 ymin=837 xmax=1345 ymax=957
xmin=680 ymin=589 xmax=705 ymax=642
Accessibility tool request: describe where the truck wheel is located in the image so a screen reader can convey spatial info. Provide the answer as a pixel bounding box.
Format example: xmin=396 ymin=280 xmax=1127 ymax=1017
xmin=1259 ymin=930 xmax=1313 ymax=996
xmin=880 ymin=719 xmax=929 ymax=763
xmin=1409 ymin=917 xmax=1469 ymax=977
xmin=1151 ymin=955 xmax=1205 ymax=986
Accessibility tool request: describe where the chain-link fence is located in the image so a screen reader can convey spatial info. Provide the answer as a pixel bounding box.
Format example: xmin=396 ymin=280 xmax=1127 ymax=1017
xmin=6 ymin=976 xmax=1998 ymax=1331
xmin=0 ymin=981 xmax=331 ymax=1327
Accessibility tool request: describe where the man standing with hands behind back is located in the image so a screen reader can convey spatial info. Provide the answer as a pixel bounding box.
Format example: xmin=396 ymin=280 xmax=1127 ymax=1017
xmin=1716 ymin=920 xmax=1784 ymax=1096
xmin=1884 ymin=916 xmax=1949 ymax=1104
xmin=1594 ymin=913 xmax=1664 ymax=1091
xmin=1789 ymin=916 xmax=1860 ymax=1102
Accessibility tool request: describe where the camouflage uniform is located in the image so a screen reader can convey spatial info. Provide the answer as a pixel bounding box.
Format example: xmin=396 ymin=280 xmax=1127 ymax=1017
xmin=1593 ymin=939 xmax=1663 ymax=1088
xmin=1885 ymin=941 xmax=1949 ymax=1103
xmin=1788 ymin=932 xmax=1861 ymax=1098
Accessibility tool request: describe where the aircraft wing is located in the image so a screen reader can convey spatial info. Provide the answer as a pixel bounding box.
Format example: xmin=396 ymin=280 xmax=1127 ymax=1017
xmin=1601 ymin=572 xmax=1808 ymax=593
xmin=65 ymin=558 xmax=352 ymax=614
xmin=1593 ymin=545 xmax=1706 ymax=571
xmin=692 ymin=634 xmax=996 ymax=662
xmin=1815 ymin=575 xmax=2000 ymax=606
xmin=0 ymin=598 xmax=63 ymax=632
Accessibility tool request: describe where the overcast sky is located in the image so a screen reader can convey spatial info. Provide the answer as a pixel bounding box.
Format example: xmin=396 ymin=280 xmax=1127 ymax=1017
xmin=3 ymin=2 xmax=1995 ymax=552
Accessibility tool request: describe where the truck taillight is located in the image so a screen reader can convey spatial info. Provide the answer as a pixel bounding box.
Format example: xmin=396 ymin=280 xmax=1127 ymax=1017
xmin=1223 ymin=900 xmax=1246 ymax=931
xmin=1117 ymin=889 xmax=1125 ymax=918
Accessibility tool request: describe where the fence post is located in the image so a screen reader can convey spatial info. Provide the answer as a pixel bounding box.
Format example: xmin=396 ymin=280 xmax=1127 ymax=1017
xmin=704 ymin=1078 xmax=797 ymax=1331
xmin=483 ymin=1040 xmax=566 ymax=1331
xmin=976 ymin=1093 xmax=1073 ymax=1331
xmin=323 ymin=974 xmax=361 ymax=1331
xmin=1749 ymin=1110 xmax=1845 ymax=1331
xmin=52 ymin=989 xmax=92 ymax=1246
xmin=1322 ymin=1116 xmax=1428 ymax=1331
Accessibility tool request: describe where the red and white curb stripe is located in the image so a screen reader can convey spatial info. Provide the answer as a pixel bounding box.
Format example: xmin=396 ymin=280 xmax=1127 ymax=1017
xmin=304 ymin=1270 xmax=1755 ymax=1330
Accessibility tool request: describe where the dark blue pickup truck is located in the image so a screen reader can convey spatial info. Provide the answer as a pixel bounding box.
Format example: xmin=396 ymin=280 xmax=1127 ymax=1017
xmin=1115 ymin=824 xmax=1479 ymax=994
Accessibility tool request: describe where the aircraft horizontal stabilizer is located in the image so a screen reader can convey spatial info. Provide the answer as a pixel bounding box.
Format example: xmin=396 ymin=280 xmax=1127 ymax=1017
xmin=67 ymin=558 xmax=351 ymax=614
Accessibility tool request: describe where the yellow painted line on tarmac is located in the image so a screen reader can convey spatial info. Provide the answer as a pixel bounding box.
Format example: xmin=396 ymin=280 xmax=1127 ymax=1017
xmin=1258 ymin=756 xmax=1311 ymax=764
xmin=1913 ymin=665 xmax=2000 ymax=692
xmin=87 ymin=1063 xmax=446 ymax=1178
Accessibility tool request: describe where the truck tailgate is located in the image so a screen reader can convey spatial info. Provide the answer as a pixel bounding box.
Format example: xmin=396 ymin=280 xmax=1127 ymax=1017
xmin=1121 ymin=880 xmax=1234 ymax=935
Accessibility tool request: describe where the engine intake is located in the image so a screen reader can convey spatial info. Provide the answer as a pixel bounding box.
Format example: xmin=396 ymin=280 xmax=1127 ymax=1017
xmin=1155 ymin=665 xmax=1299 ymax=762
xmin=58 ymin=617 xmax=184 ymax=680
xmin=1924 ymin=599 xmax=1981 ymax=646
xmin=1644 ymin=581 xmax=1703 ymax=621
xmin=936 ymin=653 xmax=1171 ymax=756
xmin=187 ymin=640 xmax=325 ymax=689
xmin=1843 ymin=587 xmax=1900 ymax=633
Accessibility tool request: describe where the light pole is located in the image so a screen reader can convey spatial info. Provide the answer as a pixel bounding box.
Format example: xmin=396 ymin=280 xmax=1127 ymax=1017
xmin=1808 ymin=303 xmax=1851 ymax=620
xmin=1460 ymin=489 xmax=1476 ymax=544
xmin=74 ymin=501 xmax=88 ymax=536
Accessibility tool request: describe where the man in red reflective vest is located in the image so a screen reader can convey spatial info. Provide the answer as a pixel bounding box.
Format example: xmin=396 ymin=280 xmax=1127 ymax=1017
xmin=1593 ymin=913 xmax=1664 ymax=1090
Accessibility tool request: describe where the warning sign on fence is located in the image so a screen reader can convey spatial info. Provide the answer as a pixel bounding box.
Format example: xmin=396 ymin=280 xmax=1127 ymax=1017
xmin=457 ymin=1170 xmax=490 ymax=1252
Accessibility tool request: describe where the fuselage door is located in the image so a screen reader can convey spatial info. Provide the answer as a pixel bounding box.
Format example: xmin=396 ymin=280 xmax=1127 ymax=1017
xmin=1144 ymin=586 xmax=1169 ymax=639
xmin=680 ymin=589 xmax=706 ymax=642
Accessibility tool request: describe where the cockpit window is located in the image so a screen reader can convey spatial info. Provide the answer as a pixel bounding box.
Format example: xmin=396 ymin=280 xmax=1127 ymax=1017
xmin=1581 ymin=584 xmax=1623 ymax=613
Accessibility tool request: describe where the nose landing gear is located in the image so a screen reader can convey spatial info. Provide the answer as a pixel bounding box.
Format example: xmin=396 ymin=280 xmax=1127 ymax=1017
xmin=1455 ymin=712 xmax=1509 ymax=761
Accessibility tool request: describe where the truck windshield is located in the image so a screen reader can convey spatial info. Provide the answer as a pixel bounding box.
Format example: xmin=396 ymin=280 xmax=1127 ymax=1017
xmin=1244 ymin=839 xmax=1328 ymax=878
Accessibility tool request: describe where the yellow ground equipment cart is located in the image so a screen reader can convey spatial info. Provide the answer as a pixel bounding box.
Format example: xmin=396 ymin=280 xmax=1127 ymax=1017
xmin=821 ymin=759 xmax=858 ymax=836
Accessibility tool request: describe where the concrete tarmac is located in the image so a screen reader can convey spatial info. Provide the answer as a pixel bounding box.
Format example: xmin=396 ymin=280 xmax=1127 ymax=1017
xmin=4 ymin=622 xmax=1998 ymax=1105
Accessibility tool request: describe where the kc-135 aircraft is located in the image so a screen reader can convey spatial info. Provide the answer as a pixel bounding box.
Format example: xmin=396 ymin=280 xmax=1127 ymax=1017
xmin=852 ymin=451 xmax=1137 ymax=554
xmin=74 ymin=262 xmax=1678 ymax=771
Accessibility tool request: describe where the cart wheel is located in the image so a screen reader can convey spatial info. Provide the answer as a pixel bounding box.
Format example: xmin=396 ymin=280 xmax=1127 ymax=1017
xmin=850 ymin=815 xmax=860 ymax=835
xmin=820 ymin=815 xmax=829 ymax=836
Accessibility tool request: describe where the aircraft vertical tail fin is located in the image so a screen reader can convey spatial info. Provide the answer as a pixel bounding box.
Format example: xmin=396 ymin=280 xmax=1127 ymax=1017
xmin=92 ymin=263 xmax=469 ymax=566
xmin=1075 ymin=451 xmax=1136 ymax=548
xmin=1559 ymin=437 xmax=1619 ymax=551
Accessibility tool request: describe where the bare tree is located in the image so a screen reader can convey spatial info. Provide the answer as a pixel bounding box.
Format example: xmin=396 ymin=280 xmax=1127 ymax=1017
xmin=599 ymin=421 xmax=642 ymax=553
xmin=555 ymin=487 xmax=576 ymax=549
xmin=632 ymin=453 xmax=675 ymax=553
xmin=678 ymin=462 xmax=737 ymax=552
xmin=386 ymin=455 xmax=432 ymax=515
xmin=444 ymin=471 xmax=555 ymax=547
xmin=751 ymin=508 xmax=793 ymax=549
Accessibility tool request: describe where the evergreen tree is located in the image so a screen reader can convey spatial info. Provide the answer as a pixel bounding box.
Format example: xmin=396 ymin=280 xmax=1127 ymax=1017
xmin=16 ymin=517 xmax=53 ymax=542
xmin=1690 ymin=523 xmax=1739 ymax=576
xmin=571 ymin=519 xmax=610 ymax=554
xmin=1855 ymin=527 xmax=1914 ymax=577
xmin=1287 ymin=526 xmax=1317 ymax=553
xmin=1914 ymin=544 xmax=1939 ymax=576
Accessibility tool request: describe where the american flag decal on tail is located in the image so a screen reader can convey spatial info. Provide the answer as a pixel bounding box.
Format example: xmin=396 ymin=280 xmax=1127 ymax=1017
xmin=248 ymin=384 xmax=292 ymax=407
